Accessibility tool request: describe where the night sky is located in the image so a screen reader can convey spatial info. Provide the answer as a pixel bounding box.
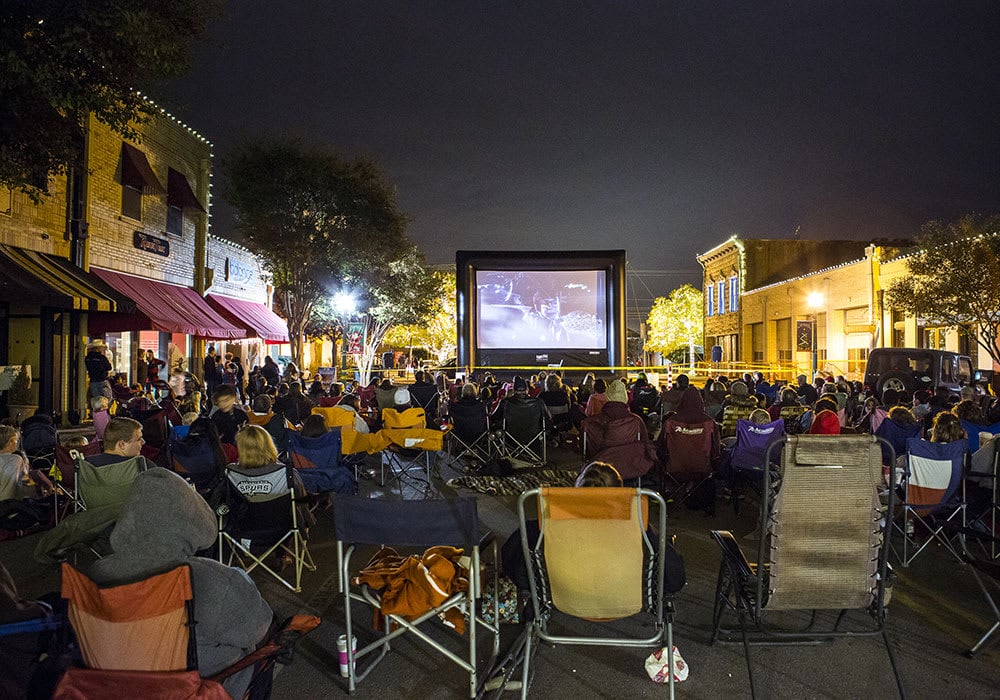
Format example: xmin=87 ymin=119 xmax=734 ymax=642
xmin=157 ymin=1 xmax=1000 ymax=317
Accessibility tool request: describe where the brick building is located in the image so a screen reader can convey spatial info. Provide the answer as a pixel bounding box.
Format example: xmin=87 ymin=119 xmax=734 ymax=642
xmin=0 ymin=106 xmax=285 ymax=423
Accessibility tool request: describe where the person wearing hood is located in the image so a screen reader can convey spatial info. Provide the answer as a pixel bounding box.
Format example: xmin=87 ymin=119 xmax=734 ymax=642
xmin=581 ymin=379 xmax=657 ymax=481
xmin=807 ymin=398 xmax=842 ymax=435
xmin=88 ymin=468 xmax=272 ymax=699
xmin=661 ymin=385 xmax=722 ymax=462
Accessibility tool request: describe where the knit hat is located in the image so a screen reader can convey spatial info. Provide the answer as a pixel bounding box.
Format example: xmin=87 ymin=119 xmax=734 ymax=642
xmin=394 ymin=388 xmax=411 ymax=406
xmin=513 ymin=376 xmax=528 ymax=392
xmin=606 ymin=379 xmax=628 ymax=403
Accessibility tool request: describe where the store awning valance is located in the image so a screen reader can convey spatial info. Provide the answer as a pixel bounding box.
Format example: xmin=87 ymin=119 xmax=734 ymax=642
xmin=121 ymin=142 xmax=165 ymax=195
xmin=168 ymin=168 xmax=206 ymax=212
xmin=91 ymin=268 xmax=245 ymax=339
xmin=0 ymin=245 xmax=126 ymax=312
xmin=207 ymin=294 xmax=289 ymax=342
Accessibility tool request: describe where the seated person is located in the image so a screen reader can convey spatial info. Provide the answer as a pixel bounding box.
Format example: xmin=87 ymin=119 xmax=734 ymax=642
xmin=88 ymin=468 xmax=273 ymax=699
xmin=86 ymin=417 xmax=154 ymax=470
xmin=0 ymin=426 xmax=35 ymax=501
xmin=500 ymin=461 xmax=685 ymax=597
xmin=582 ymin=379 xmax=656 ymax=481
xmin=338 ymin=393 xmax=371 ymax=434
xmin=209 ymin=384 xmax=249 ymax=446
xmin=300 ymin=414 xmax=328 ymax=438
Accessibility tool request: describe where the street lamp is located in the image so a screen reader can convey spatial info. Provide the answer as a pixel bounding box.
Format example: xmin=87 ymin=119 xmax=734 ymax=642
xmin=807 ymin=291 xmax=824 ymax=379
xmin=333 ymin=291 xmax=356 ymax=379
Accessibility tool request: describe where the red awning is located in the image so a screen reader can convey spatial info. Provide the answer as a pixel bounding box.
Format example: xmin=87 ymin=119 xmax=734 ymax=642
xmin=90 ymin=268 xmax=245 ymax=339
xmin=207 ymin=294 xmax=289 ymax=343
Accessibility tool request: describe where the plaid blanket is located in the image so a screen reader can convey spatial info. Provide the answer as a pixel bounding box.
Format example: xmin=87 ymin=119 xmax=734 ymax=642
xmin=447 ymin=469 xmax=580 ymax=496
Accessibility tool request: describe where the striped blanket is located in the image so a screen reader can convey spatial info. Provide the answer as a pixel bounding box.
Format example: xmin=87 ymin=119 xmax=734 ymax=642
xmin=447 ymin=469 xmax=580 ymax=496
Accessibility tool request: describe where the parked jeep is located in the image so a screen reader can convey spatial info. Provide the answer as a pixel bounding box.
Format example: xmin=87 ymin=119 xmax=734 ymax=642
xmin=863 ymin=348 xmax=973 ymax=397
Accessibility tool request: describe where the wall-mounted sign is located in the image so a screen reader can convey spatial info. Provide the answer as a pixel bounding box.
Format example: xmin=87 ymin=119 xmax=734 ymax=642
xmin=796 ymin=320 xmax=813 ymax=351
xmin=133 ymin=231 xmax=170 ymax=257
xmin=224 ymin=257 xmax=255 ymax=283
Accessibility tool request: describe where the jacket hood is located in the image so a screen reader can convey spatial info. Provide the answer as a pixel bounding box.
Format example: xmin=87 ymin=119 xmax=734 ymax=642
xmin=109 ymin=467 xmax=216 ymax=560
xmin=809 ymin=410 xmax=841 ymax=435
xmin=674 ymin=386 xmax=706 ymax=419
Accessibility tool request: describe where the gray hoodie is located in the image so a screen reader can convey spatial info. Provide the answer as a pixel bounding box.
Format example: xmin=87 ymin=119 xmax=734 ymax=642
xmin=89 ymin=468 xmax=272 ymax=697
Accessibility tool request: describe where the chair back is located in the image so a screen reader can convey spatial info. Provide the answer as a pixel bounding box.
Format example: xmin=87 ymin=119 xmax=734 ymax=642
xmin=55 ymin=442 xmax=102 ymax=488
xmin=409 ymin=384 xmax=441 ymax=427
xmin=960 ymin=420 xmax=1000 ymax=453
xmin=503 ymin=398 xmax=546 ymax=445
xmin=61 ymin=563 xmax=196 ymax=672
xmin=730 ymin=418 xmax=784 ymax=472
xmin=664 ymin=418 xmax=715 ymax=478
xmin=449 ymin=400 xmax=489 ymax=443
xmin=378 ymin=408 xmax=445 ymax=451
xmin=77 ymin=457 xmax=142 ymax=512
xmin=765 ymin=435 xmax=887 ymax=612
xmin=875 ymin=418 xmax=922 ymax=465
xmin=534 ymin=487 xmax=651 ymax=619
xmin=332 ymin=495 xmax=479 ymax=548
xmin=168 ymin=436 xmax=221 ymax=491
xmin=286 ymin=429 xmax=355 ymax=495
xmin=223 ymin=464 xmax=295 ymax=540
xmin=311 ymin=406 xmax=355 ymax=430
xmin=904 ymin=438 xmax=967 ymax=512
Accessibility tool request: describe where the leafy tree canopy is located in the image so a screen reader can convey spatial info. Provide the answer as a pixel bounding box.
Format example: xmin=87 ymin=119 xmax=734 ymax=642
xmin=382 ymin=271 xmax=456 ymax=364
xmin=644 ymin=284 xmax=704 ymax=360
xmin=886 ymin=214 xmax=1000 ymax=365
xmin=0 ymin=0 xmax=221 ymax=198
xmin=221 ymin=136 xmax=431 ymax=366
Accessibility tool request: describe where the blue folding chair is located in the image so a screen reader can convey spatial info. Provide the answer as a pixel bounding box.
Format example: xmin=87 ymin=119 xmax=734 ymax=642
xmin=961 ymin=420 xmax=1000 ymax=454
xmin=287 ymin=429 xmax=357 ymax=496
xmin=727 ymin=418 xmax=784 ymax=513
xmin=332 ymin=495 xmax=500 ymax=698
xmin=168 ymin=435 xmax=223 ymax=492
xmin=874 ymin=417 xmax=922 ymax=467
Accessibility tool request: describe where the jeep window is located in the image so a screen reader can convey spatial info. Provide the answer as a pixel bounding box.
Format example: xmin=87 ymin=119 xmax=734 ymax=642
xmin=958 ymin=358 xmax=973 ymax=384
xmin=938 ymin=356 xmax=954 ymax=384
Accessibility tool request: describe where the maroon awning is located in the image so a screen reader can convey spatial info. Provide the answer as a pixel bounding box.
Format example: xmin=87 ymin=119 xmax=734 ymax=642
xmin=90 ymin=268 xmax=245 ymax=339
xmin=207 ymin=294 xmax=289 ymax=343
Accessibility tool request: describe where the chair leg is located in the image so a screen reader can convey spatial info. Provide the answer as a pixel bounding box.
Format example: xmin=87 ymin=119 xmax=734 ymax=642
xmin=740 ymin=610 xmax=757 ymax=700
xmin=666 ymin=618 xmax=675 ymax=700
xmin=967 ymin=564 xmax=1000 ymax=657
xmin=519 ymin=625 xmax=535 ymax=700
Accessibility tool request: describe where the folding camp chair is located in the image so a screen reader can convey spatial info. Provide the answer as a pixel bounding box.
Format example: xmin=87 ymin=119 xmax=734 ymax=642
xmin=960 ymin=419 xmax=1000 ymax=454
xmin=332 ymin=495 xmax=500 ymax=698
xmin=310 ymin=405 xmax=373 ymax=477
xmin=874 ymin=417 xmax=922 ymax=468
xmin=709 ymin=435 xmax=904 ymax=699
xmin=168 ymin=435 xmax=224 ymax=493
xmin=498 ymin=398 xmax=548 ymax=466
xmin=377 ymin=407 xmax=446 ymax=489
xmin=726 ymin=418 xmax=784 ymax=513
xmin=446 ymin=400 xmax=493 ymax=469
xmin=51 ymin=442 xmax=102 ymax=522
xmin=662 ymin=417 xmax=717 ymax=509
xmin=580 ymin=424 xmax=657 ymax=484
xmin=964 ymin=553 xmax=1000 ymax=657
xmin=515 ymin=487 xmax=674 ymax=700
xmin=287 ymin=429 xmax=357 ymax=497
xmin=53 ymin=562 xmax=319 ymax=700
xmin=893 ymin=437 xmax=968 ymax=567
xmin=409 ymin=383 xmax=443 ymax=428
xmin=967 ymin=435 xmax=1000 ymax=560
xmin=75 ymin=455 xmax=144 ymax=513
xmin=217 ymin=464 xmax=315 ymax=592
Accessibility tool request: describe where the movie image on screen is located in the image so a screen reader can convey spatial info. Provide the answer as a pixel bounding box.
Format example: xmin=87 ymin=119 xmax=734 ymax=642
xmin=476 ymin=270 xmax=607 ymax=349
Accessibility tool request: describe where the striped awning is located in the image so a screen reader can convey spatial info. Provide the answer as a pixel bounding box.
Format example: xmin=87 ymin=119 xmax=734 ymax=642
xmin=0 ymin=245 xmax=126 ymax=312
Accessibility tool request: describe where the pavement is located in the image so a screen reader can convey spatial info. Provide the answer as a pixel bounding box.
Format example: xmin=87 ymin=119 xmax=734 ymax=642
xmin=5 ymin=444 xmax=1000 ymax=699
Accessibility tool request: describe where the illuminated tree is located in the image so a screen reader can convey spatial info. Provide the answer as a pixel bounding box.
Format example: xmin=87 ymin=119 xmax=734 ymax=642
xmin=644 ymin=284 xmax=704 ymax=366
xmin=886 ymin=214 xmax=1000 ymax=366
xmin=382 ymin=272 xmax=456 ymax=365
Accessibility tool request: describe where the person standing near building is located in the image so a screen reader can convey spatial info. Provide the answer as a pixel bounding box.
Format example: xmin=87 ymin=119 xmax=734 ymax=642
xmin=135 ymin=348 xmax=147 ymax=389
xmin=145 ymin=349 xmax=167 ymax=395
xmin=204 ymin=346 xmax=221 ymax=400
xmin=85 ymin=340 xmax=113 ymax=400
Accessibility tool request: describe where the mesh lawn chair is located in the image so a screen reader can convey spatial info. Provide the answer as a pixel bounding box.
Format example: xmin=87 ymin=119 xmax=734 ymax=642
xmin=726 ymin=418 xmax=784 ymax=513
xmin=53 ymin=563 xmax=319 ymax=700
xmin=514 ymin=487 xmax=675 ymax=700
xmin=662 ymin=417 xmax=717 ymax=510
xmin=967 ymin=435 xmax=1000 ymax=560
xmin=893 ymin=437 xmax=968 ymax=567
xmin=332 ymin=495 xmax=500 ymax=698
xmin=168 ymin=435 xmax=223 ymax=493
xmin=499 ymin=398 xmax=548 ymax=466
xmin=217 ymin=464 xmax=315 ymax=592
xmin=446 ymin=400 xmax=493 ymax=469
xmin=709 ymin=435 xmax=904 ymax=699
xmin=287 ymin=429 xmax=357 ymax=497
xmin=376 ymin=407 xmax=446 ymax=489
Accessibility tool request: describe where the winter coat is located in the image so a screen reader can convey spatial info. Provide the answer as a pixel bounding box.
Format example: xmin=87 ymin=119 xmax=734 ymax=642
xmin=88 ymin=468 xmax=272 ymax=699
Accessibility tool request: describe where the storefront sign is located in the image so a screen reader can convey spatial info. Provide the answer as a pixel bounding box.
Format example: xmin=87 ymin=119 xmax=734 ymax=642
xmin=133 ymin=231 xmax=170 ymax=257
xmin=225 ymin=257 xmax=255 ymax=283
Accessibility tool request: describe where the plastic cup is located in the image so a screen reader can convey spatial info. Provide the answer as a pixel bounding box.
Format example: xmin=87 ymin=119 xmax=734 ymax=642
xmin=337 ymin=634 xmax=357 ymax=677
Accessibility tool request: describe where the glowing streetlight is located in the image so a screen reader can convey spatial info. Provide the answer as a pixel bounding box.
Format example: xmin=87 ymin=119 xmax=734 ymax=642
xmin=333 ymin=291 xmax=356 ymax=376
